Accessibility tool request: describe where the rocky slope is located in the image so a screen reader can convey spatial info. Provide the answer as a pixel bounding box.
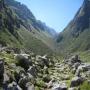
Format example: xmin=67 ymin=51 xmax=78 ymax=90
xmin=57 ymin=0 xmax=90 ymax=54
xmin=0 ymin=0 xmax=57 ymax=55
xmin=0 ymin=47 xmax=90 ymax=90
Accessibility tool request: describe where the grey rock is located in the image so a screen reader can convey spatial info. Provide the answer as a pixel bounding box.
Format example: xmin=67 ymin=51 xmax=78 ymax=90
xmin=74 ymin=62 xmax=81 ymax=70
xmin=82 ymin=63 xmax=90 ymax=71
xmin=68 ymin=55 xmax=81 ymax=65
xmin=52 ymin=82 xmax=67 ymax=90
xmin=43 ymin=74 xmax=51 ymax=83
xmin=9 ymin=63 xmax=16 ymax=69
xmin=86 ymin=71 xmax=90 ymax=77
xmin=47 ymin=80 xmax=54 ymax=88
xmin=70 ymin=76 xmax=85 ymax=87
xmin=27 ymin=66 xmax=37 ymax=77
xmin=76 ymin=63 xmax=90 ymax=76
xmin=26 ymin=82 xmax=35 ymax=90
xmin=18 ymin=75 xmax=33 ymax=90
xmin=37 ymin=55 xmax=49 ymax=68
xmin=15 ymin=54 xmax=32 ymax=70
xmin=8 ymin=81 xmax=22 ymax=90
xmin=14 ymin=66 xmax=25 ymax=83
xmin=3 ymin=73 xmax=10 ymax=83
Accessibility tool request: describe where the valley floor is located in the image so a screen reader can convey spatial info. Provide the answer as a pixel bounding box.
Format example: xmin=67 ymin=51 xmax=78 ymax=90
xmin=0 ymin=47 xmax=90 ymax=90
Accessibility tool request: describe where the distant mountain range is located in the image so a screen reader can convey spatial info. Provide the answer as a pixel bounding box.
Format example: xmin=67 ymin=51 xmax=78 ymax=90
xmin=57 ymin=0 xmax=90 ymax=54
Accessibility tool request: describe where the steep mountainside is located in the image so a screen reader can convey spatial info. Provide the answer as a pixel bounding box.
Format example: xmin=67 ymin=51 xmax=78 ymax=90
xmin=57 ymin=0 xmax=90 ymax=54
xmin=5 ymin=0 xmax=57 ymax=37
xmin=0 ymin=0 xmax=57 ymax=54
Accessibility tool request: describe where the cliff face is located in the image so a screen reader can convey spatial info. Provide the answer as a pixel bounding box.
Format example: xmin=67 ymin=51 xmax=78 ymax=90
xmin=72 ymin=0 xmax=90 ymax=35
xmin=57 ymin=0 xmax=90 ymax=53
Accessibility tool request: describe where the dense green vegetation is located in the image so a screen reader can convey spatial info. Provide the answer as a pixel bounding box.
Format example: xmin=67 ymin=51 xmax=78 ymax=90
xmin=80 ymin=81 xmax=90 ymax=90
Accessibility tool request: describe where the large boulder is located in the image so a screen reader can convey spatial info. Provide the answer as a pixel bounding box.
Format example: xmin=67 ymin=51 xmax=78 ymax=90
xmin=15 ymin=54 xmax=32 ymax=70
xmin=70 ymin=76 xmax=85 ymax=87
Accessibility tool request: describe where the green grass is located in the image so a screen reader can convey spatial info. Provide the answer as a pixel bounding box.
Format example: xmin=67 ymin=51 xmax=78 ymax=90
xmin=80 ymin=81 xmax=90 ymax=90
xmin=0 ymin=52 xmax=15 ymax=64
xmin=18 ymin=27 xmax=53 ymax=55
xmin=0 ymin=29 xmax=22 ymax=48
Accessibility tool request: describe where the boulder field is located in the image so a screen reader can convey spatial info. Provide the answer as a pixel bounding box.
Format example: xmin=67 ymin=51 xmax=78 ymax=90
xmin=0 ymin=47 xmax=90 ymax=90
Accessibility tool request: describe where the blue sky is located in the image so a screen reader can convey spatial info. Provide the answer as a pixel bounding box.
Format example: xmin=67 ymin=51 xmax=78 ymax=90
xmin=16 ymin=0 xmax=83 ymax=32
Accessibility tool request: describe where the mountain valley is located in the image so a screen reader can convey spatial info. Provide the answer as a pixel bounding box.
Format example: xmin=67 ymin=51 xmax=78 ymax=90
xmin=0 ymin=0 xmax=90 ymax=90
